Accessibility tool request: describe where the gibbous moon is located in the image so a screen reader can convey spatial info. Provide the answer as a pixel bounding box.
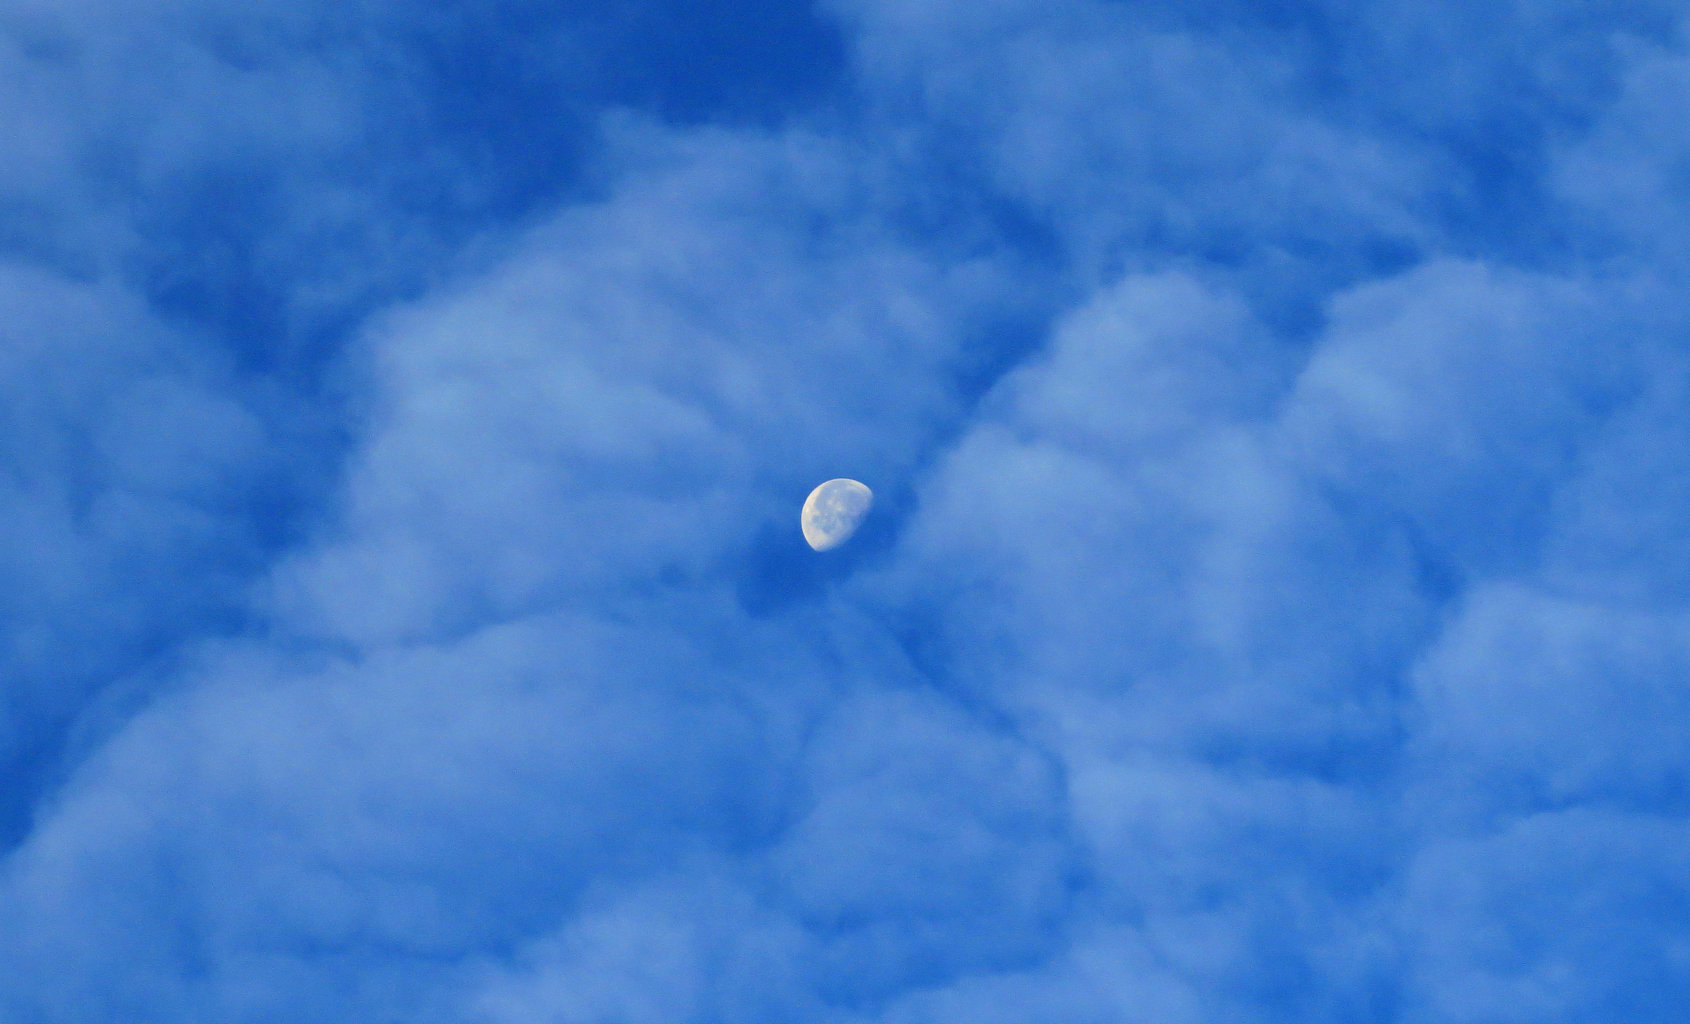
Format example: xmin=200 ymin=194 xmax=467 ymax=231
xmin=801 ymin=478 xmax=873 ymax=551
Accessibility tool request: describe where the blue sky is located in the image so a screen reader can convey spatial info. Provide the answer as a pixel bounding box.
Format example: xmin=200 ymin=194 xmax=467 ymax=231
xmin=3 ymin=0 xmax=1689 ymax=1020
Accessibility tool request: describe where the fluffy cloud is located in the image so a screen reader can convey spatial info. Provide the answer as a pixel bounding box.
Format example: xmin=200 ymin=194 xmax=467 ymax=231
xmin=0 ymin=107 xmax=1050 ymax=1019
xmin=0 ymin=261 xmax=305 ymax=849
xmin=3 ymin=0 xmax=1689 ymax=1021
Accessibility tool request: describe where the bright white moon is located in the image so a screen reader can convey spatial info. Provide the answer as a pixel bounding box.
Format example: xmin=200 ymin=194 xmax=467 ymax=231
xmin=801 ymin=478 xmax=873 ymax=551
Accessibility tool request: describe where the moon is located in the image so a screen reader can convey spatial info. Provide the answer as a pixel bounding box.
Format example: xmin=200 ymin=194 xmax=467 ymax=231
xmin=801 ymin=478 xmax=874 ymax=551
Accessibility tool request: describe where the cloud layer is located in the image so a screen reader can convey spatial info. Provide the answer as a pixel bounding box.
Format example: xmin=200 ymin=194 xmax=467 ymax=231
xmin=3 ymin=0 xmax=1689 ymax=1021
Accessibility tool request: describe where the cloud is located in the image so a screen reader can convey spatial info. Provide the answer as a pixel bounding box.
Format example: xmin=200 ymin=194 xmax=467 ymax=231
xmin=1407 ymin=583 xmax=1690 ymax=819
xmin=1399 ymin=809 xmax=1690 ymax=1022
xmin=4 ymin=1 xmax=1690 ymax=1021
xmin=261 ymin=122 xmax=1039 ymax=647
xmin=857 ymin=183 xmax=1690 ymax=1020
xmin=1552 ymin=37 xmax=1690 ymax=265
xmin=462 ymin=869 xmax=815 ymax=1024
xmin=0 ymin=261 xmax=306 ymax=845
xmin=0 ymin=106 xmax=1049 ymax=1019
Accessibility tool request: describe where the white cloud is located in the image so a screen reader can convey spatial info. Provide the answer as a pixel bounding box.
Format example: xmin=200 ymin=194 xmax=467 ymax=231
xmin=0 ymin=262 xmax=293 ymax=781
xmin=6 ymin=2 xmax=1690 ymax=1021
